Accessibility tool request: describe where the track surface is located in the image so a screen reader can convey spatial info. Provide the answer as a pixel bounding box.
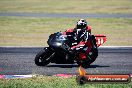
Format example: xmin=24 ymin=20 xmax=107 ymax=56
xmin=0 ymin=13 xmax=132 ymax=18
xmin=0 ymin=47 xmax=132 ymax=75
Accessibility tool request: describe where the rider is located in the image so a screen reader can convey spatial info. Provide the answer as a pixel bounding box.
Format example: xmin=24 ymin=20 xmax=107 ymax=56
xmin=63 ymin=19 xmax=92 ymax=51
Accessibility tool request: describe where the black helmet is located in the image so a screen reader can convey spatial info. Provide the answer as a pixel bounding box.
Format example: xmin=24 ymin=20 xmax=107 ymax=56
xmin=76 ymin=19 xmax=87 ymax=29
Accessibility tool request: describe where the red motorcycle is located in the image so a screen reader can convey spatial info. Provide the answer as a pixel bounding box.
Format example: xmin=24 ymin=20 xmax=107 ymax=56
xmin=35 ymin=32 xmax=106 ymax=67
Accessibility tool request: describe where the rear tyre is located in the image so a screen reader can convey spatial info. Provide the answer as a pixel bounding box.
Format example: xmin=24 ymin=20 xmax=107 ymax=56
xmin=77 ymin=48 xmax=98 ymax=68
xmin=35 ymin=47 xmax=54 ymax=66
xmin=90 ymin=35 xmax=98 ymax=63
xmin=77 ymin=35 xmax=98 ymax=68
xmin=89 ymin=48 xmax=98 ymax=63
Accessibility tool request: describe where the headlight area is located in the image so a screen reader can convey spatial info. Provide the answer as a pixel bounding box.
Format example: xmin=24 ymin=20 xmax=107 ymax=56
xmin=56 ymin=42 xmax=62 ymax=46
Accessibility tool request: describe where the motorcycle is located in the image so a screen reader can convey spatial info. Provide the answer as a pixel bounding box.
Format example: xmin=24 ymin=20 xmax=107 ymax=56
xmin=35 ymin=31 xmax=106 ymax=67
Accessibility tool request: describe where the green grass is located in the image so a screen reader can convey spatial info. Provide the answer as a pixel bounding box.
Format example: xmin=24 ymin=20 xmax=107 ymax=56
xmin=0 ymin=17 xmax=132 ymax=46
xmin=0 ymin=76 xmax=131 ymax=88
xmin=0 ymin=0 xmax=132 ymax=14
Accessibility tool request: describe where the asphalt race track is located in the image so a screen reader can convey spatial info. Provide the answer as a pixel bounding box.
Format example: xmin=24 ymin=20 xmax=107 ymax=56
xmin=0 ymin=46 xmax=132 ymax=75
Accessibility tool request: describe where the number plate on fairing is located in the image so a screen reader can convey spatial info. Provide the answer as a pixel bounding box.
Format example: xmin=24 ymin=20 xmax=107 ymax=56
xmin=95 ymin=35 xmax=106 ymax=47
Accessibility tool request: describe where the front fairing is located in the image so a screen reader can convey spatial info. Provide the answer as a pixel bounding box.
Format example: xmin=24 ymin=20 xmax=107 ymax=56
xmin=47 ymin=32 xmax=70 ymax=50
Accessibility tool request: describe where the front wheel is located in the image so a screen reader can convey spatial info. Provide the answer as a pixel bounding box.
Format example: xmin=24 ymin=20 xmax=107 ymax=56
xmin=35 ymin=47 xmax=54 ymax=66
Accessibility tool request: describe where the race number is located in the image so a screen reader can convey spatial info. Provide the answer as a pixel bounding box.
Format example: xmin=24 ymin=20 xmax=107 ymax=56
xmin=95 ymin=34 xmax=106 ymax=47
xmin=97 ymin=38 xmax=104 ymax=45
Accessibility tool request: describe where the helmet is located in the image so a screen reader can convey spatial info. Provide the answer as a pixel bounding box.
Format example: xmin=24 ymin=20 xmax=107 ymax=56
xmin=76 ymin=19 xmax=87 ymax=29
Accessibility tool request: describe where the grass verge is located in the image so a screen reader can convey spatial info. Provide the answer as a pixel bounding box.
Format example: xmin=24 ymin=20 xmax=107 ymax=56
xmin=0 ymin=0 xmax=132 ymax=14
xmin=0 ymin=76 xmax=131 ymax=88
xmin=0 ymin=17 xmax=132 ymax=46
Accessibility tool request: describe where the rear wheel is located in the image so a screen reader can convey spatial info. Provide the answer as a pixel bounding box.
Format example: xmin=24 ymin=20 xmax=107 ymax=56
xmin=90 ymin=35 xmax=98 ymax=63
xmin=88 ymin=48 xmax=98 ymax=64
xmin=35 ymin=47 xmax=54 ymax=66
xmin=77 ymin=35 xmax=98 ymax=68
xmin=77 ymin=48 xmax=98 ymax=68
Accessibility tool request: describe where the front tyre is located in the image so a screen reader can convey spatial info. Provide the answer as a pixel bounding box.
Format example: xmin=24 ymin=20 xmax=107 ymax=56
xmin=35 ymin=47 xmax=54 ymax=66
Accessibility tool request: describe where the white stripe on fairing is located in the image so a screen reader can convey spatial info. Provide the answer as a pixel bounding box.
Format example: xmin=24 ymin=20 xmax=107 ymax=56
xmin=79 ymin=45 xmax=85 ymax=47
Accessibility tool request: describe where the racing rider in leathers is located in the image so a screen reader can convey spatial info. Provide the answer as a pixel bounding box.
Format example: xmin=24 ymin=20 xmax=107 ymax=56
xmin=63 ymin=19 xmax=96 ymax=62
xmin=63 ymin=19 xmax=91 ymax=51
